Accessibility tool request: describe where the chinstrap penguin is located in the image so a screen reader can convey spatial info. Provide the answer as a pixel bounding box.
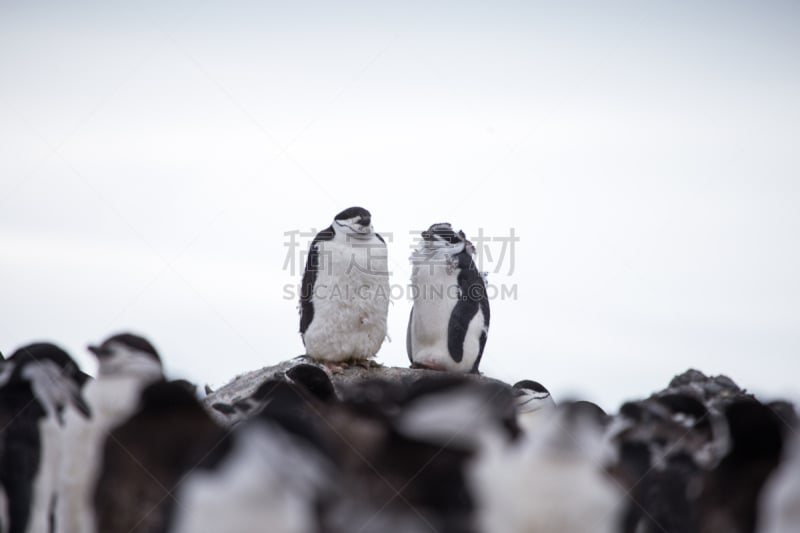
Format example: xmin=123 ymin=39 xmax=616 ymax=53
xmin=512 ymin=380 xmax=556 ymax=435
xmin=93 ymin=380 xmax=230 ymax=533
xmin=299 ymin=207 xmax=390 ymax=365
xmin=0 ymin=343 xmax=90 ymax=533
xmin=334 ymin=375 xmax=519 ymax=533
xmin=407 ymin=223 xmax=489 ymax=373
xmin=171 ymin=379 xmax=336 ymax=533
xmin=695 ymin=399 xmax=786 ymax=533
xmin=57 ymin=332 xmax=164 ymax=533
xmin=758 ymin=431 xmax=800 ymax=533
xmin=471 ymin=401 xmax=623 ymax=533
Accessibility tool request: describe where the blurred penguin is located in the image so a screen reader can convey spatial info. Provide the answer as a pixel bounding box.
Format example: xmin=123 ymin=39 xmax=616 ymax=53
xmin=93 ymin=380 xmax=229 ymax=533
xmin=330 ymin=374 xmax=518 ymax=533
xmin=696 ymin=399 xmax=786 ymax=533
xmin=0 ymin=343 xmax=90 ymax=533
xmin=170 ymin=379 xmax=336 ymax=533
xmin=57 ymin=333 xmax=164 ymax=533
xmin=471 ymin=401 xmax=623 ymax=533
xmin=758 ymin=431 xmax=800 ymax=533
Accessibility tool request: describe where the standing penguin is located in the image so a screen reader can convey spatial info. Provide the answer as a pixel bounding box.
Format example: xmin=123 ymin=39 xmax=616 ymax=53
xmin=407 ymin=223 xmax=489 ymax=373
xmin=299 ymin=207 xmax=390 ymax=364
xmin=57 ymin=333 xmax=164 ymax=533
xmin=0 ymin=343 xmax=90 ymax=533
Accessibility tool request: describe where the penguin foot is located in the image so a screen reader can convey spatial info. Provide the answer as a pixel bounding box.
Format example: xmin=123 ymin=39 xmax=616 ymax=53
xmin=321 ymin=361 xmax=348 ymax=374
xmin=354 ymin=359 xmax=383 ymax=370
xmin=410 ymin=361 xmax=448 ymax=371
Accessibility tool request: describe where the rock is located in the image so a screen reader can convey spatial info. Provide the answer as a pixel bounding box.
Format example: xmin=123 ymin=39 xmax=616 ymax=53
xmin=661 ymin=368 xmax=754 ymax=414
xmin=203 ymin=356 xmax=512 ymax=425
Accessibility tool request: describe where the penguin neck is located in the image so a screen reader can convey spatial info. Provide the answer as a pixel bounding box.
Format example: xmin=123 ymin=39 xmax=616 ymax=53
xmin=412 ymin=240 xmax=466 ymax=263
xmin=332 ymin=221 xmax=373 ymax=242
xmin=96 ymin=356 xmax=163 ymax=381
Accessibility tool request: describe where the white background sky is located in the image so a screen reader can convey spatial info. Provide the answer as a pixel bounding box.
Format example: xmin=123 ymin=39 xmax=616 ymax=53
xmin=1 ymin=1 xmax=798 ymax=412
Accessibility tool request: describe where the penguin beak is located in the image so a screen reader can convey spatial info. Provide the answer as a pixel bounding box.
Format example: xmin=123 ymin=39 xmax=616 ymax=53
xmin=358 ymin=215 xmax=371 ymax=227
xmin=87 ymin=345 xmax=110 ymax=358
xmin=421 ymin=231 xmax=432 ymax=241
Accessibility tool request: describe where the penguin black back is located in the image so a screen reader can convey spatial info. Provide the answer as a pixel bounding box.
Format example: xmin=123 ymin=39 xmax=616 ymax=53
xmin=94 ymin=380 xmax=230 ymax=533
xmin=696 ymin=399 xmax=786 ymax=533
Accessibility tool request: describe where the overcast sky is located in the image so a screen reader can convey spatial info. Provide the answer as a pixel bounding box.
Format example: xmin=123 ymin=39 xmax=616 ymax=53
xmin=1 ymin=0 xmax=798 ymax=411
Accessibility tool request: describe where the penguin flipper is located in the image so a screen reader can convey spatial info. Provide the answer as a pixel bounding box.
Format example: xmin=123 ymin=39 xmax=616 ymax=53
xmin=447 ymin=255 xmax=489 ymax=366
xmin=299 ymin=248 xmax=318 ymax=335
xmin=447 ymin=299 xmax=477 ymax=364
xmin=299 ymin=227 xmax=335 ymax=336
xmin=406 ymin=307 xmax=414 ymax=363
xmin=472 ymin=296 xmax=490 ymax=373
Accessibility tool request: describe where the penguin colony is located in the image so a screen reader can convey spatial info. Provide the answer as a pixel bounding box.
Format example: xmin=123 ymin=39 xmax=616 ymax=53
xmin=0 ymin=206 xmax=797 ymax=533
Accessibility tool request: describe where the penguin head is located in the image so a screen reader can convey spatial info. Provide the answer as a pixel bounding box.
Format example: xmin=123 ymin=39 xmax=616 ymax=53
xmin=8 ymin=342 xmax=88 ymax=385
xmin=88 ymin=332 xmax=163 ymax=378
xmin=420 ymin=223 xmax=473 ymax=256
xmin=421 ymin=222 xmax=463 ymax=244
xmin=5 ymin=342 xmax=92 ymax=421
xmin=512 ymin=380 xmax=555 ymax=414
xmin=285 ymin=364 xmax=337 ymax=403
xmin=332 ymin=206 xmax=373 ymax=237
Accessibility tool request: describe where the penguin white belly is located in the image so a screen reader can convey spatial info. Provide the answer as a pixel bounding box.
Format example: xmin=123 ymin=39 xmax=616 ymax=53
xmin=410 ymin=265 xmax=458 ymax=366
xmin=462 ymin=308 xmax=487 ymax=368
xmin=0 ymin=486 xmax=7 ymax=533
xmin=517 ymin=408 xmax=553 ymax=436
xmin=26 ymin=418 xmax=61 ymax=533
xmin=171 ymin=425 xmax=327 ymax=533
xmin=303 ymin=238 xmax=389 ymax=362
xmin=410 ymin=264 xmax=484 ymax=372
xmin=57 ymin=376 xmax=155 ymax=533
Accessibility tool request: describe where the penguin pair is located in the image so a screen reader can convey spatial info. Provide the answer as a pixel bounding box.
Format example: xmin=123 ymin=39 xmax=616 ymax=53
xmin=299 ymin=207 xmax=490 ymax=374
